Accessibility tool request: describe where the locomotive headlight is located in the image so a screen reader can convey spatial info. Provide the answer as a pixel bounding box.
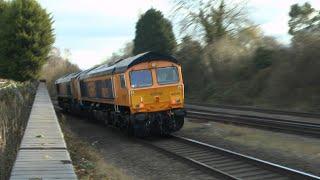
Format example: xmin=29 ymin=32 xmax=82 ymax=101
xmin=138 ymin=96 xmax=145 ymax=109
xmin=149 ymin=63 xmax=157 ymax=68
xmin=135 ymin=102 xmax=145 ymax=109
xmin=171 ymin=97 xmax=181 ymax=105
xmin=139 ymin=102 xmax=145 ymax=108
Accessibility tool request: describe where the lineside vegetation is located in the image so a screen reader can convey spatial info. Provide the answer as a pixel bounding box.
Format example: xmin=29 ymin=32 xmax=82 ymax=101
xmin=0 ymin=0 xmax=54 ymax=82
xmin=109 ymin=1 xmax=320 ymax=112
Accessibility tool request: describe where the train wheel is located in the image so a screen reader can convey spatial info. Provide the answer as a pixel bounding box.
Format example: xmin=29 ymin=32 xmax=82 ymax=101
xmin=133 ymin=119 xmax=151 ymax=137
xmin=124 ymin=115 xmax=134 ymax=136
xmin=174 ymin=116 xmax=184 ymax=131
xmin=104 ymin=111 xmax=111 ymax=126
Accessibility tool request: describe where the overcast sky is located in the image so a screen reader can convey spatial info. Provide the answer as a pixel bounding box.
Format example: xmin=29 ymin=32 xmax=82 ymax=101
xmin=37 ymin=0 xmax=320 ymax=69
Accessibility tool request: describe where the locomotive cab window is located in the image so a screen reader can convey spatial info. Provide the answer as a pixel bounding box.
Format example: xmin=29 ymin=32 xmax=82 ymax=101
xmin=119 ymin=74 xmax=126 ymax=88
xmin=130 ymin=69 xmax=152 ymax=88
xmin=156 ymin=67 xmax=179 ymax=85
xmin=95 ymin=80 xmax=103 ymax=98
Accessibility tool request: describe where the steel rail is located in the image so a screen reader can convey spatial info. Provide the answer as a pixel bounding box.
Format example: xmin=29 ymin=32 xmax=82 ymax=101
xmin=142 ymin=135 xmax=320 ymax=180
xmin=186 ymin=103 xmax=320 ymax=119
xmin=186 ymin=108 xmax=320 ymax=137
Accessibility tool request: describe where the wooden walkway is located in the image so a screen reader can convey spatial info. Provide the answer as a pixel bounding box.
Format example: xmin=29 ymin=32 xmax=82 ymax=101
xmin=10 ymin=83 xmax=77 ymax=180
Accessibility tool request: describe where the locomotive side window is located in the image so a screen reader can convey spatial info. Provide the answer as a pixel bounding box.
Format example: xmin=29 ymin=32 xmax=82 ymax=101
xmin=67 ymin=84 xmax=71 ymax=96
xmin=156 ymin=67 xmax=179 ymax=85
xmin=105 ymin=79 xmax=114 ymax=99
xmin=119 ymin=74 xmax=126 ymax=88
xmin=80 ymin=80 xmax=88 ymax=97
xmin=95 ymin=80 xmax=102 ymax=98
xmin=130 ymin=69 xmax=152 ymax=88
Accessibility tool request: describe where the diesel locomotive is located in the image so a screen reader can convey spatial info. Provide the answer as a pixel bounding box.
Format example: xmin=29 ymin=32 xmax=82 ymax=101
xmin=55 ymin=52 xmax=185 ymax=137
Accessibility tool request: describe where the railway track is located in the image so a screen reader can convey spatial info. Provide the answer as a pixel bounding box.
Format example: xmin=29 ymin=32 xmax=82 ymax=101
xmin=186 ymin=105 xmax=320 ymax=137
xmin=186 ymin=103 xmax=320 ymax=119
xmin=143 ymin=135 xmax=320 ymax=180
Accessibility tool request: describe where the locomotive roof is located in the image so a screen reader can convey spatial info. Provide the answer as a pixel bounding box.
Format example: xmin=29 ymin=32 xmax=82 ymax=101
xmin=78 ymin=51 xmax=177 ymax=80
xmin=55 ymin=72 xmax=80 ymax=84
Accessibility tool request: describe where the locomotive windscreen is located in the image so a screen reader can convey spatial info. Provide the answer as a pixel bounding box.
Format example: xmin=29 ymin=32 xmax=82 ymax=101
xmin=130 ymin=69 xmax=153 ymax=88
xmin=156 ymin=67 xmax=179 ymax=85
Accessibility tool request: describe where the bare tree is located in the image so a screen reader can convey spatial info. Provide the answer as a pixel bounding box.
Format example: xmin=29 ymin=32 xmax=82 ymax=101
xmin=105 ymin=42 xmax=133 ymax=66
xmin=40 ymin=47 xmax=80 ymax=96
xmin=173 ymin=0 xmax=252 ymax=44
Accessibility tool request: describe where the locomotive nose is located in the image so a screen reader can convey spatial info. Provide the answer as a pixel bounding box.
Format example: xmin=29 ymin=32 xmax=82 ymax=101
xmin=130 ymin=85 xmax=184 ymax=113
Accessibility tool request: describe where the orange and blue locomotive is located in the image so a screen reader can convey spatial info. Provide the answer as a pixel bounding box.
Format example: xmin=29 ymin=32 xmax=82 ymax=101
xmin=55 ymin=52 xmax=185 ymax=136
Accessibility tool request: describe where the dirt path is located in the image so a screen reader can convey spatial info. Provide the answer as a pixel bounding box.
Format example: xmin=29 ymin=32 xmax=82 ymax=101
xmin=61 ymin=113 xmax=216 ymax=180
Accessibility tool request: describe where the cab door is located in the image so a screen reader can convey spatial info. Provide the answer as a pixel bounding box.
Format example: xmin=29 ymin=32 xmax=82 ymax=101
xmin=114 ymin=73 xmax=129 ymax=106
